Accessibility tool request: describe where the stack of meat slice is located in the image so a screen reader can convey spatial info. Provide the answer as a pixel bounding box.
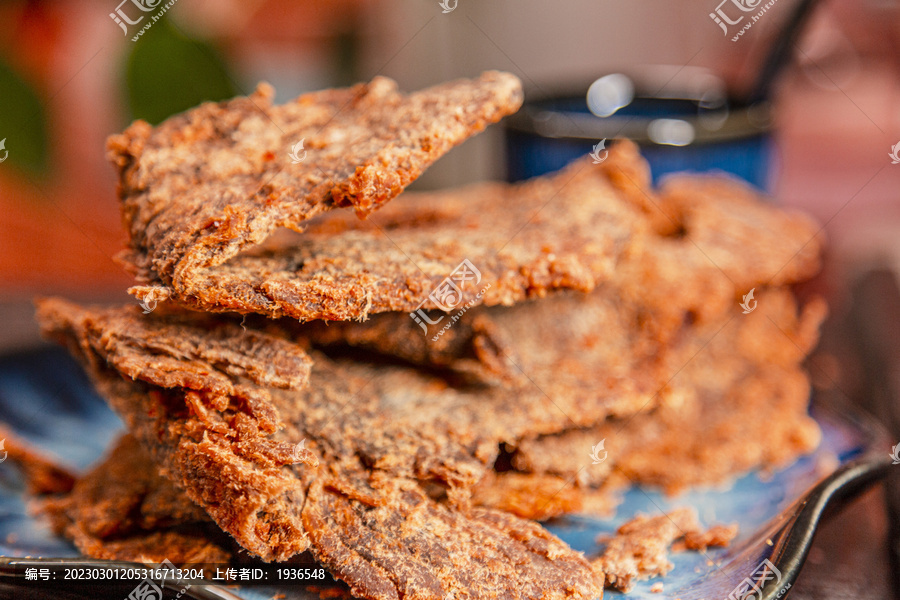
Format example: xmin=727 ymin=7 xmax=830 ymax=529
xmin=33 ymin=71 xmax=825 ymax=600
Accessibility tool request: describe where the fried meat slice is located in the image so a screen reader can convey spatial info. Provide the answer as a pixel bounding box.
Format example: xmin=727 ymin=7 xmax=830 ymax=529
xmin=35 ymin=287 xmax=667 ymax=563
xmin=126 ymin=148 xmax=647 ymax=321
xmin=39 ymin=435 xmax=233 ymax=565
xmin=512 ymin=289 xmax=826 ymax=493
xmin=111 ymin=72 xmax=525 ymax=319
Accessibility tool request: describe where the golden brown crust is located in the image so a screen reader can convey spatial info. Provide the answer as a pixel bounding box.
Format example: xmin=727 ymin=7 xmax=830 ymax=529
xmin=40 ymin=299 xmax=313 ymax=399
xmin=36 ymin=298 xmax=319 ymax=562
xmin=36 ymin=282 xmax=672 ymax=507
xmin=127 ymin=149 xmax=647 ymax=321
xmin=33 ymin=124 xmax=829 ymax=597
xmin=32 ymin=294 xmax=651 ymax=572
xmin=609 ymin=175 xmax=823 ymax=344
xmin=593 ymin=508 xmax=734 ymax=592
xmin=39 ymin=435 xmax=233 ymax=565
xmin=679 ymin=524 xmax=739 ymax=552
xmin=0 ymin=425 xmax=76 ymax=496
xmin=33 ymin=287 xmax=825 ymax=569
xmin=33 ymin=320 xmax=607 ymax=597
xmin=470 ymin=472 xmax=585 ymax=521
xmin=302 ymin=467 xmax=603 ymax=600
xmin=469 ymin=469 xmax=628 ymax=521
xmin=110 ymin=73 xmax=524 ymax=318
xmin=512 ymin=289 xmax=826 ymax=493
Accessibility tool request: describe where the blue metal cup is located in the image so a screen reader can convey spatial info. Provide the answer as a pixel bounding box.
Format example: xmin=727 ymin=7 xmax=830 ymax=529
xmin=504 ymin=67 xmax=775 ymax=191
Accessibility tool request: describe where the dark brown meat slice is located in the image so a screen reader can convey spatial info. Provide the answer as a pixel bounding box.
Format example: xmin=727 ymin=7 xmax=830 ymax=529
xmin=36 ymin=282 xmax=668 ymax=513
xmin=7 ymin=420 xmax=605 ymax=598
xmin=279 ymin=154 xmax=823 ymax=369
xmin=111 ymin=72 xmax=523 ymax=317
xmin=39 ymin=435 xmax=233 ymax=565
xmin=0 ymin=425 xmax=76 ymax=495
xmin=33 ymin=430 xmax=602 ymax=599
xmin=33 ymin=290 xmax=823 ymax=565
xmin=34 ymin=239 xmax=825 ymax=566
xmin=33 ymin=312 xmax=607 ymax=597
xmin=36 ymin=300 xmax=313 ymax=404
xmin=512 ymin=288 xmax=826 ymax=493
xmin=302 ymin=465 xmax=602 ymax=600
xmin=127 ymin=145 xmax=648 ymax=321
xmin=613 ymin=173 xmax=823 ymax=340
xmin=36 ymin=288 xmax=669 ymax=572
xmin=122 ymin=133 xmax=821 ymax=325
xmin=37 ymin=299 xmax=320 ymax=562
xmin=17 ymin=426 xmax=602 ymax=599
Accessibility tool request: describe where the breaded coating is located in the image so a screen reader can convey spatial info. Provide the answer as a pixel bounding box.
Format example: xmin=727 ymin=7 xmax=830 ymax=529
xmin=126 ymin=151 xmax=647 ymax=321
xmin=35 ymin=288 xmax=664 ymax=556
xmin=39 ymin=435 xmax=233 ymax=565
xmin=594 ymin=508 xmax=734 ymax=592
xmin=110 ymin=73 xmax=524 ymax=319
xmin=513 ymin=289 xmax=826 ymax=493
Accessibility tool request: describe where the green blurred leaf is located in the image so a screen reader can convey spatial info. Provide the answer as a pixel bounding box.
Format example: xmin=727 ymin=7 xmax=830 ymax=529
xmin=124 ymin=17 xmax=239 ymax=125
xmin=0 ymin=56 xmax=50 ymax=179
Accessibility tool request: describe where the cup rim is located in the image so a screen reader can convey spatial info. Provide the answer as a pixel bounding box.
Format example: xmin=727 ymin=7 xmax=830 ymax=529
xmin=505 ymin=67 xmax=772 ymax=145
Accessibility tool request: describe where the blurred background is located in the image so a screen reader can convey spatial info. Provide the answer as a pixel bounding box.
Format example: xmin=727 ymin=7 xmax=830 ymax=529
xmin=1 ymin=0 xmax=899 ymax=315
xmin=1 ymin=0 xmax=900 ymax=595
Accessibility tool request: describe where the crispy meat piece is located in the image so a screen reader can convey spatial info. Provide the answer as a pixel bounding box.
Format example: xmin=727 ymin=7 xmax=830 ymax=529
xmin=39 ymin=435 xmax=233 ymax=565
xmin=469 ymin=472 xmax=584 ymax=521
xmin=14 ymin=423 xmax=603 ymax=598
xmin=34 ymin=289 xmax=822 ymax=563
xmin=37 ymin=299 xmax=319 ymax=562
xmin=127 ymin=147 xmax=648 ymax=321
xmin=614 ymin=174 xmax=823 ymax=339
xmin=592 ymin=508 xmax=701 ymax=592
xmin=512 ymin=289 xmax=826 ymax=493
xmin=303 ymin=465 xmax=602 ymax=600
xmin=36 ymin=292 xmax=654 ymax=565
xmin=24 ymin=425 xmax=601 ymax=599
xmin=658 ymin=174 xmax=822 ymax=290
xmin=471 ymin=291 xmax=822 ymax=518
xmin=36 ymin=300 xmax=313 ymax=403
xmin=111 ymin=72 xmax=524 ymax=317
xmin=36 ymin=311 xmax=606 ymax=599
xmin=679 ymin=524 xmax=738 ymax=552
xmin=35 ymin=258 xmax=824 ymax=572
xmin=40 ymin=433 xmax=603 ymax=599
xmin=37 ymin=284 xmax=669 ymax=516
xmin=0 ymin=427 xmax=218 ymax=564
xmin=281 ymin=160 xmax=822 ymax=373
xmin=0 ymin=425 xmax=75 ymax=495
xmin=122 ymin=132 xmax=821 ymax=326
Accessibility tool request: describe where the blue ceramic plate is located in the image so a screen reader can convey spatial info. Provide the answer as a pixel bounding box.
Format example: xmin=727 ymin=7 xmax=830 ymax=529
xmin=0 ymin=346 xmax=891 ymax=600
